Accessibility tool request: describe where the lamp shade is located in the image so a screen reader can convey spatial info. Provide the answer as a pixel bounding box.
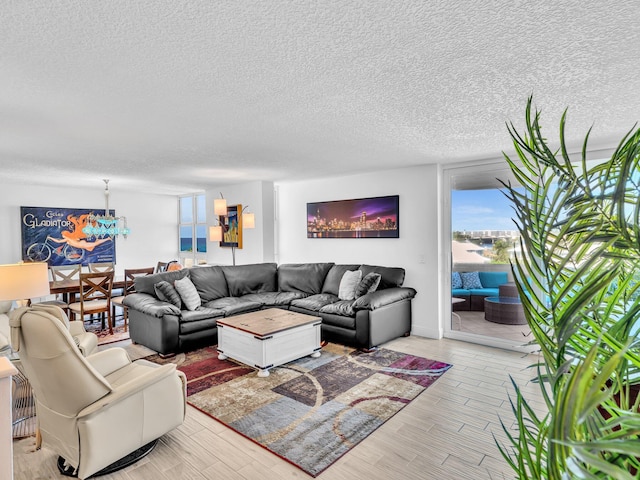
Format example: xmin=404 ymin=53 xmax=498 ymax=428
xmin=214 ymin=198 xmax=227 ymax=216
xmin=0 ymin=262 xmax=50 ymax=302
xmin=242 ymin=213 xmax=255 ymax=229
xmin=209 ymin=226 xmax=223 ymax=242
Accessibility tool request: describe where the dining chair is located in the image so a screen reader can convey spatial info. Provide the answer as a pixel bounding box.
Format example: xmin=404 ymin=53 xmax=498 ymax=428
xmin=68 ymin=271 xmax=115 ymax=334
xmin=111 ymin=267 xmax=154 ymax=331
xmin=87 ymin=262 xmax=114 ymax=273
xmin=155 ymin=261 xmax=169 ymax=273
xmin=36 ymin=265 xmax=82 ymax=314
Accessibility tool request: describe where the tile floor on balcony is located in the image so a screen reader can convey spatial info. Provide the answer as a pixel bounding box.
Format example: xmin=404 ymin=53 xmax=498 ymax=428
xmin=451 ymin=310 xmax=533 ymax=344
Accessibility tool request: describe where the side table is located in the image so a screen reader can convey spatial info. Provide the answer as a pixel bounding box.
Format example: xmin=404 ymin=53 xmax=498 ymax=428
xmin=484 ymin=296 xmax=527 ymax=325
xmin=1 ymin=348 xmax=36 ymax=438
xmin=451 ymin=297 xmax=465 ymax=329
xmin=1 ymin=356 xmax=18 ymax=480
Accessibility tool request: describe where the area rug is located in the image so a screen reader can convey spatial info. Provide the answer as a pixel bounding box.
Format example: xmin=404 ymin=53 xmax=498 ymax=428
xmin=84 ymin=314 xmax=130 ymax=345
xmin=145 ymin=343 xmax=452 ymax=477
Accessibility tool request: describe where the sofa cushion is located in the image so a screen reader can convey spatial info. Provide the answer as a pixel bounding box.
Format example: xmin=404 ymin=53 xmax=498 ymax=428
xmin=189 ymin=265 xmax=229 ymax=301
xmin=460 ymin=271 xmax=482 ymax=289
xmin=291 ymin=293 xmax=340 ymax=312
xmin=452 ymin=271 xmax=463 ymax=289
xmin=135 ymin=269 xmax=190 ymax=296
xmin=452 ymin=288 xmax=470 ymax=298
xmin=479 ymin=271 xmax=508 ymax=288
xmin=204 ymin=297 xmax=262 ymax=316
xmin=174 ymin=276 xmax=201 ymax=311
xmin=355 ymin=272 xmax=381 ymax=298
xmin=154 ymin=281 xmax=182 ymax=309
xmin=322 ymin=264 xmax=360 ymax=295
xmin=180 ymin=307 xmax=224 ymax=323
xmin=319 ymin=300 xmax=355 ymax=317
xmin=123 ymin=293 xmax=181 ymax=317
xmin=358 ymin=265 xmax=405 ymax=289
xmin=221 ymin=263 xmax=277 ymax=297
xmin=469 ymin=288 xmax=499 ymax=297
xmin=338 ymin=270 xmax=362 ymax=301
xmin=241 ymin=291 xmax=308 ymax=307
xmin=278 ymin=263 xmax=334 ymax=294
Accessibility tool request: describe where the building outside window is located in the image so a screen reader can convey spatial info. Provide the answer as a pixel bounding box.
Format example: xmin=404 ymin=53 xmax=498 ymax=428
xmin=179 ymin=193 xmax=207 ymax=266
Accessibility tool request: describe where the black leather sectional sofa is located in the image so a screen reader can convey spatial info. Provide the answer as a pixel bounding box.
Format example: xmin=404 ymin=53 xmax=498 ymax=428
xmin=124 ymin=262 xmax=416 ymax=356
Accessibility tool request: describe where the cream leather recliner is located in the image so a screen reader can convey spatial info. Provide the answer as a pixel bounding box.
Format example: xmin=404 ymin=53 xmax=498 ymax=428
xmin=9 ymin=305 xmax=187 ymax=480
xmin=0 ymin=300 xmax=11 ymax=351
xmin=30 ymin=303 xmax=99 ymax=356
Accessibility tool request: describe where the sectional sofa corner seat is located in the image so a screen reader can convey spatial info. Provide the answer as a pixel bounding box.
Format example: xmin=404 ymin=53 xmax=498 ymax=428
xmin=124 ymin=262 xmax=417 ymax=356
xmin=452 ymin=271 xmax=509 ymax=311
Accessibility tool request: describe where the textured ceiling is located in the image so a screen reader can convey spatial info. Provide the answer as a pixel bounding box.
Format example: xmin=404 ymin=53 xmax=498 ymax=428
xmin=1 ymin=1 xmax=639 ymax=195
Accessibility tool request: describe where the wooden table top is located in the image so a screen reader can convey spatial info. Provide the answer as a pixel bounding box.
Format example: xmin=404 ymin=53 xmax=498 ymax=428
xmin=217 ymin=308 xmax=321 ymax=337
xmin=49 ymin=276 xmax=125 ymax=295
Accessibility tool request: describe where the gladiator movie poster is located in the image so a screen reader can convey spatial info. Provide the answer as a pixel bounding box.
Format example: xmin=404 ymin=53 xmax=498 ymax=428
xmin=21 ymin=206 xmax=116 ymax=266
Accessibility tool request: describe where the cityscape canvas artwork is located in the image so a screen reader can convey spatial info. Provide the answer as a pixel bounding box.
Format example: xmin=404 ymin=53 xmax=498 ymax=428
xmin=307 ymin=195 xmax=399 ymax=238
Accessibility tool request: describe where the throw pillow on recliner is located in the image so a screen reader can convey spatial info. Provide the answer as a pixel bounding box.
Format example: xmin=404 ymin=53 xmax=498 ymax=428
xmin=338 ymin=270 xmax=362 ymax=301
xmin=460 ymin=271 xmax=483 ymax=290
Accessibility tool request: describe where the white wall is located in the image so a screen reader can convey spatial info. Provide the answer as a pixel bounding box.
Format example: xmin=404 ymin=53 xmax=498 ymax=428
xmin=0 ymin=183 xmax=178 ymax=275
xmin=275 ymin=165 xmax=442 ymax=339
xmin=205 ymin=181 xmax=275 ymax=266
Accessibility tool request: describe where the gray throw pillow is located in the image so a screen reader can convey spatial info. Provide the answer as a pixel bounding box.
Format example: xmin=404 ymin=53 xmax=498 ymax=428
xmin=338 ymin=270 xmax=362 ymax=301
xmin=174 ymin=276 xmax=202 ymax=311
xmin=355 ymin=272 xmax=382 ymax=298
xmin=154 ymin=281 xmax=182 ymax=309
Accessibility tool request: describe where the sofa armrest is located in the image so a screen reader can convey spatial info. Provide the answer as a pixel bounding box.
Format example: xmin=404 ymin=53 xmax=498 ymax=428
xmin=123 ymin=293 xmax=181 ymax=318
xmin=352 ymin=287 xmax=417 ymax=311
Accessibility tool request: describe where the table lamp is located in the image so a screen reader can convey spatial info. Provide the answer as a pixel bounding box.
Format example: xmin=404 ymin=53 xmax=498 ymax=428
xmin=0 ymin=262 xmax=51 ymax=307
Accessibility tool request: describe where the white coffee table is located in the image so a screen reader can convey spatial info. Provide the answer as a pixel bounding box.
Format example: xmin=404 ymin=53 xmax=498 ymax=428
xmin=217 ymin=308 xmax=322 ymax=377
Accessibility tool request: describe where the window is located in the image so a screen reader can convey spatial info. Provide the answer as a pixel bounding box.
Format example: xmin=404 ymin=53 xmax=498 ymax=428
xmin=179 ymin=194 xmax=207 ymax=261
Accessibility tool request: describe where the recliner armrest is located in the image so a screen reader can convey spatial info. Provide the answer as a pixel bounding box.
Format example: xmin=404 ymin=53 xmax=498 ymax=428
xmin=123 ymin=293 xmax=181 ymax=317
xmin=77 ymin=363 xmax=184 ymax=418
xmin=352 ymin=287 xmax=417 ymax=311
xmin=85 ymin=348 xmax=132 ymax=377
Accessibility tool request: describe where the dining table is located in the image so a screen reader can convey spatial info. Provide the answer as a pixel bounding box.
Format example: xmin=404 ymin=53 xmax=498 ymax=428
xmin=49 ymin=276 xmax=126 ymax=304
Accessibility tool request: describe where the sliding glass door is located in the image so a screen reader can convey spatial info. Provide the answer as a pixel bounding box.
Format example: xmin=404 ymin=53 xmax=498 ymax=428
xmin=443 ymin=161 xmax=533 ymax=351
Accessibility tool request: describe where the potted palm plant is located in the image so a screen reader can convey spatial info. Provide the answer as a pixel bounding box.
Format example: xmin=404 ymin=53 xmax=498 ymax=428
xmin=497 ymin=97 xmax=640 ymax=479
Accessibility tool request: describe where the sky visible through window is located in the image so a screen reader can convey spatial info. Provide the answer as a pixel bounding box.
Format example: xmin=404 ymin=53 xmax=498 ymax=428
xmin=452 ymin=188 xmax=517 ymax=232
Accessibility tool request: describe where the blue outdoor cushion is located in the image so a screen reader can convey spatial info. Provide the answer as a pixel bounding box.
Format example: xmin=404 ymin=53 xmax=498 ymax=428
xmin=479 ymin=271 xmax=508 ymax=288
xmin=452 ymin=288 xmax=470 ymax=297
xmin=452 ymin=271 xmax=462 ymax=289
xmin=460 ymin=271 xmax=482 ymax=289
xmin=469 ymin=288 xmax=499 ymax=297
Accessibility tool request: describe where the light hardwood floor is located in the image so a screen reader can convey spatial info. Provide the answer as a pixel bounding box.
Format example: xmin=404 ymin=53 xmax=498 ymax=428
xmin=12 ymin=336 xmax=544 ymax=480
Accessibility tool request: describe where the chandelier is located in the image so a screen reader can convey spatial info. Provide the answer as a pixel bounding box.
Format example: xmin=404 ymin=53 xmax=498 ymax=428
xmin=82 ymin=179 xmax=130 ymax=239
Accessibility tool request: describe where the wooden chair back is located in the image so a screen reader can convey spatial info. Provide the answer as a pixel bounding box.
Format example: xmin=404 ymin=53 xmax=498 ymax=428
xmin=155 ymin=261 xmax=168 ymax=273
xmin=122 ymin=267 xmax=155 ymax=296
xmin=78 ymin=271 xmax=114 ymax=311
xmin=50 ymin=265 xmax=81 ymax=286
xmin=88 ymin=262 xmax=114 ymax=273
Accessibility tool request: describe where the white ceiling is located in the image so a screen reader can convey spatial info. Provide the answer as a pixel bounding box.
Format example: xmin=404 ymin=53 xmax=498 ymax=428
xmin=1 ymin=1 xmax=639 ymax=195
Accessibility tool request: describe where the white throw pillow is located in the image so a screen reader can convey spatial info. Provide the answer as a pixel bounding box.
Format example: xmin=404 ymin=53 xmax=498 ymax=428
xmin=338 ymin=270 xmax=363 ymax=301
xmin=174 ymin=276 xmax=201 ymax=311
